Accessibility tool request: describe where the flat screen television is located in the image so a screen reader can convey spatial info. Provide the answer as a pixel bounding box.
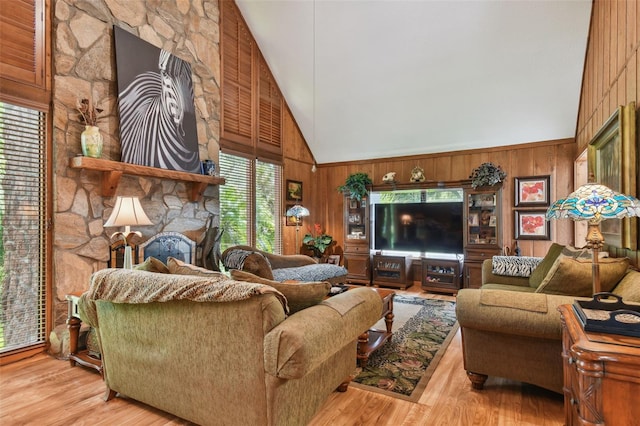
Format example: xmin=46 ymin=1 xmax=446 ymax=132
xmin=374 ymin=201 xmax=463 ymax=254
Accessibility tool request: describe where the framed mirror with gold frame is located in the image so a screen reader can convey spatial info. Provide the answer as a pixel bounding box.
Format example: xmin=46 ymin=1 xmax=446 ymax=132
xmin=587 ymin=101 xmax=637 ymax=250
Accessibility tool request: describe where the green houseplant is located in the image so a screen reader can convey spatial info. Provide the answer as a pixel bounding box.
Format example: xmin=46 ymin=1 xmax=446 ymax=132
xmin=469 ymin=162 xmax=507 ymax=189
xmin=338 ymin=172 xmax=372 ymax=201
xmin=302 ymin=224 xmax=333 ymax=258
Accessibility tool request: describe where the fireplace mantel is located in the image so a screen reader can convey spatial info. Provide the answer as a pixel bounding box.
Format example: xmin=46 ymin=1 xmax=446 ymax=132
xmin=69 ymin=157 xmax=225 ymax=202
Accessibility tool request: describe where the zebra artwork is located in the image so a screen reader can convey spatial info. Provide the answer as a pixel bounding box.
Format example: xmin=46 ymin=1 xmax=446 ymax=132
xmin=114 ymin=26 xmax=201 ymax=173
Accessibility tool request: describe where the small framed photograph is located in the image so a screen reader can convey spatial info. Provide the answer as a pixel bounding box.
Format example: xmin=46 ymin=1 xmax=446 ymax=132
xmin=489 ymin=215 xmax=497 ymax=227
xmin=286 ymin=180 xmax=303 ymax=201
xmin=514 ymin=176 xmax=550 ymax=207
xmin=468 ymin=213 xmax=479 ymax=226
xmin=515 ymin=210 xmax=550 ymax=240
xmin=327 ymin=255 xmax=341 ymax=265
xmin=285 ymin=204 xmax=300 ymax=226
xmin=349 ymin=198 xmax=358 ymax=209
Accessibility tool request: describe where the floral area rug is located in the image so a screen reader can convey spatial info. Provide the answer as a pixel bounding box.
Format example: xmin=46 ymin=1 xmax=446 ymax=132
xmin=352 ymin=295 xmax=458 ymax=402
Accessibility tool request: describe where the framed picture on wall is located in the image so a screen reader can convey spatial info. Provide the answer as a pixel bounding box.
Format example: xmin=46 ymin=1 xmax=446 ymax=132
xmin=514 ymin=176 xmax=550 ymax=207
xmin=286 ymin=180 xmax=303 ymax=201
xmin=515 ymin=210 xmax=550 ymax=240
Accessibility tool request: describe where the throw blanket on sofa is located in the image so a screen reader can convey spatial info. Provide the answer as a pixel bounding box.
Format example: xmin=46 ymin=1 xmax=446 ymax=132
xmin=272 ymin=264 xmax=348 ymax=282
xmin=79 ymin=269 xmax=287 ymax=327
xmin=491 ymin=256 xmax=543 ymax=277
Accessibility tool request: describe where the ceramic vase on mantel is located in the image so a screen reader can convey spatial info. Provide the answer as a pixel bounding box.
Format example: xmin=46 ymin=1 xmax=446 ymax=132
xmin=81 ymin=125 xmax=103 ymax=158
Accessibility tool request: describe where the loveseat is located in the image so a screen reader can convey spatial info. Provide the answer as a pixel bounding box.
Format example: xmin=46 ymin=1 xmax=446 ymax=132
xmin=78 ymin=260 xmax=382 ymax=426
xmin=456 ymin=243 xmax=640 ymax=393
xmin=221 ymin=245 xmax=348 ymax=284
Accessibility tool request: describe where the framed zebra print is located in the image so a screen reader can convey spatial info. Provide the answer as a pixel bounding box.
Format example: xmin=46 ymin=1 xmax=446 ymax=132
xmin=114 ymin=26 xmax=201 ymax=173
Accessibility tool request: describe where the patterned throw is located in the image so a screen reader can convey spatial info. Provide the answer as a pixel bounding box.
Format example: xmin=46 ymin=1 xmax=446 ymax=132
xmin=272 ymin=264 xmax=348 ymax=282
xmin=79 ymin=268 xmax=287 ymax=327
xmin=491 ymin=256 xmax=543 ymax=277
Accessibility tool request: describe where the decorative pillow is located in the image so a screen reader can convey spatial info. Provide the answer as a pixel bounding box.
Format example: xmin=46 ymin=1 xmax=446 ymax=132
xmin=242 ymin=253 xmax=274 ymax=280
xmin=491 ymin=256 xmax=543 ymax=277
xmin=561 ymin=245 xmax=609 ymax=259
xmin=612 ymin=269 xmax=640 ymax=303
xmin=167 ymin=257 xmax=225 ymax=278
xmin=528 ymin=243 xmax=565 ymax=288
xmin=230 ymin=269 xmax=330 ymax=314
xmin=135 ymin=256 xmax=169 ymax=274
xmin=223 ymin=249 xmax=274 ymax=280
xmin=535 ymin=256 xmax=629 ymax=296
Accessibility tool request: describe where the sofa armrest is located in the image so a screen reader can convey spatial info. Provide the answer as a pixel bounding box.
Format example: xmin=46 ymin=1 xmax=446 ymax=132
xmin=482 ymin=259 xmax=531 ymax=288
xmin=263 ymin=287 xmax=382 ymax=379
xmin=456 ymin=288 xmax=581 ymax=340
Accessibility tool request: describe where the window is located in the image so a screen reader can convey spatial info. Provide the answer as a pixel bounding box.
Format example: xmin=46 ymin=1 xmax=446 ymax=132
xmin=0 ymin=102 xmax=48 ymax=354
xmin=219 ymin=152 xmax=282 ymax=254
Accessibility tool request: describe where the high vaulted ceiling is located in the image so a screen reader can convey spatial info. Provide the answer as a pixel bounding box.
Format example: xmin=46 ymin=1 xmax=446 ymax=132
xmin=235 ymin=0 xmax=592 ymax=164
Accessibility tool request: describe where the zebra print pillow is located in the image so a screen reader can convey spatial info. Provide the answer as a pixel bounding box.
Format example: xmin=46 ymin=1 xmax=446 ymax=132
xmin=491 ymin=256 xmax=543 ymax=277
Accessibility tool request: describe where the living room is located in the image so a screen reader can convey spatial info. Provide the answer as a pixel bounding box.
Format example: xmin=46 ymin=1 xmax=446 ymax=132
xmin=1 ymin=0 xmax=639 ymax=424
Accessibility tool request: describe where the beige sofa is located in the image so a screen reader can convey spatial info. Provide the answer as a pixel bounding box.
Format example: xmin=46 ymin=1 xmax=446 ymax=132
xmin=456 ymin=244 xmax=640 ymax=393
xmin=79 ymin=266 xmax=382 ymax=426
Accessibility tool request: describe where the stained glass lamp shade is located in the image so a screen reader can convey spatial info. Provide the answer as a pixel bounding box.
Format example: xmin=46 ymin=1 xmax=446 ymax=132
xmin=546 ymin=183 xmax=640 ymax=293
xmin=286 ymin=204 xmax=310 ymax=254
xmin=104 ymin=196 xmax=153 ymax=268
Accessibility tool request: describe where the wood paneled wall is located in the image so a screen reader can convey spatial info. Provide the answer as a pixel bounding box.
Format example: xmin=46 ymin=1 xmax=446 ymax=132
xmin=576 ymin=0 xmax=640 ymax=154
xmin=314 ymin=138 xmax=575 ymax=258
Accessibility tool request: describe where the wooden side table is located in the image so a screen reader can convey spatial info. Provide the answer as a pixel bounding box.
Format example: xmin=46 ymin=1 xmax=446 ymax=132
xmin=558 ymin=304 xmax=640 ymax=426
xmin=356 ymin=287 xmax=395 ymax=367
xmin=66 ymin=293 xmax=103 ymax=375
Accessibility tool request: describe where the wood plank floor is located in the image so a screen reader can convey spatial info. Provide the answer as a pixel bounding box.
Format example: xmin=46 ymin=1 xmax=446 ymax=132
xmin=0 ymin=286 xmax=564 ymax=425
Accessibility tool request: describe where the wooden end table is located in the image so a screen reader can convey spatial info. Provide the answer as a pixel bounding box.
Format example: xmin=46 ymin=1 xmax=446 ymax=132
xmin=66 ymin=293 xmax=103 ymax=375
xmin=354 ymin=286 xmax=395 ymax=367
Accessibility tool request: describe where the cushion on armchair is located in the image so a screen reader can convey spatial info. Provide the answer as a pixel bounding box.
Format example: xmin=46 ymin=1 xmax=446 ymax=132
xmin=231 ymin=269 xmax=330 ymax=314
xmin=135 ymin=256 xmax=170 ymax=273
xmin=534 ymin=256 xmax=629 ymax=296
xmin=271 ymin=264 xmax=347 ymax=283
xmin=528 ymin=243 xmax=565 ymax=288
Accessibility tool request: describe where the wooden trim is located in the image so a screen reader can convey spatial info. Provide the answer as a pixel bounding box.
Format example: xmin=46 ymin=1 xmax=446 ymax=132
xmin=0 ymin=344 xmax=46 ymax=366
xmin=319 ymin=138 xmax=575 ymax=168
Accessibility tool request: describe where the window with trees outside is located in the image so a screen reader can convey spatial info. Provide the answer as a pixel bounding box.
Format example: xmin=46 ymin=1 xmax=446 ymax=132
xmin=219 ymin=152 xmax=282 ymax=254
xmin=0 ymin=102 xmax=48 ymax=355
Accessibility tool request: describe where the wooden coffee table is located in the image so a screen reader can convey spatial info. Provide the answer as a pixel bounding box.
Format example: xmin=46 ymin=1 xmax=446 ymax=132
xmin=354 ymin=286 xmax=395 ymax=367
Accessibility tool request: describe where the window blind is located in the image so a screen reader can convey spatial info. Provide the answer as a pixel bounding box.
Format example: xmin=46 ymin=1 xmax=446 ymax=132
xmin=0 ymin=101 xmax=47 ymax=353
xmin=219 ymin=152 xmax=282 ymax=254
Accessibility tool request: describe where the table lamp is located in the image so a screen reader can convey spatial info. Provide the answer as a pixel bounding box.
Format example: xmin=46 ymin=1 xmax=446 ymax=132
xmin=545 ymin=183 xmax=640 ymax=294
xmin=286 ymin=204 xmax=310 ymax=254
xmin=104 ymin=196 xmax=153 ymax=268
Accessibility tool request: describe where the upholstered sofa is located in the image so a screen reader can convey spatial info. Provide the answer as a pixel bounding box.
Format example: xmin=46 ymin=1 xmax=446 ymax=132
xmin=456 ymin=244 xmax=640 ymax=393
xmin=221 ymin=245 xmax=348 ymax=284
xmin=78 ymin=262 xmax=382 ymax=426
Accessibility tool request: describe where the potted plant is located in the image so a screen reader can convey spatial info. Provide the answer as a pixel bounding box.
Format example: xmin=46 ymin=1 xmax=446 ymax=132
xmin=469 ymin=162 xmax=507 ymax=189
xmin=77 ymin=98 xmax=104 ymax=158
xmin=302 ymin=224 xmax=334 ymax=259
xmin=338 ymin=172 xmax=372 ymax=201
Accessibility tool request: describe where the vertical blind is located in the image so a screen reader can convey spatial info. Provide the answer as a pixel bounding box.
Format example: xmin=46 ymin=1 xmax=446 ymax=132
xmin=0 ymin=101 xmax=47 ymax=353
xmin=219 ymin=152 xmax=282 ymax=254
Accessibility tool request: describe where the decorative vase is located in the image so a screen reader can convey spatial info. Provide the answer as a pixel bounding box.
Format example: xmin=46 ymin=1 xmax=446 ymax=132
xmin=81 ymin=125 xmax=103 ymax=158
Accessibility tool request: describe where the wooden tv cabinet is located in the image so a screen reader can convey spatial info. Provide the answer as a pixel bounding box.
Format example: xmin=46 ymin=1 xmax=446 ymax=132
xmin=371 ymin=255 xmax=411 ymax=289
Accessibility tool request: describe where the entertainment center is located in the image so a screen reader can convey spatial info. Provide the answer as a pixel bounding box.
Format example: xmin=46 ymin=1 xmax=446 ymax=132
xmin=342 ymin=183 xmax=502 ymax=293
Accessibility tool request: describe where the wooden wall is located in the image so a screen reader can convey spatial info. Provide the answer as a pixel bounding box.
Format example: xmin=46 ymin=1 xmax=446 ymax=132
xmin=576 ymin=0 xmax=640 ymax=154
xmin=282 ymin=105 xmax=316 ymax=253
xmin=313 ymin=138 xmax=575 ymax=258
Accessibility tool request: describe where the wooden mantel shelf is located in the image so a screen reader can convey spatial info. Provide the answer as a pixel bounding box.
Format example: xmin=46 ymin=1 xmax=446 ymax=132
xmin=69 ymin=156 xmax=225 ymax=202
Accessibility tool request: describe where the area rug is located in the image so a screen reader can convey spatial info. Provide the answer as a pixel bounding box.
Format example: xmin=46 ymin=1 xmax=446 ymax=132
xmin=352 ymin=295 xmax=458 ymax=402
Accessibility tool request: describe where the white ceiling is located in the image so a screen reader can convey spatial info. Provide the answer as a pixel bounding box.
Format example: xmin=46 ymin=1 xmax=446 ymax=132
xmin=235 ymin=0 xmax=592 ymax=164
